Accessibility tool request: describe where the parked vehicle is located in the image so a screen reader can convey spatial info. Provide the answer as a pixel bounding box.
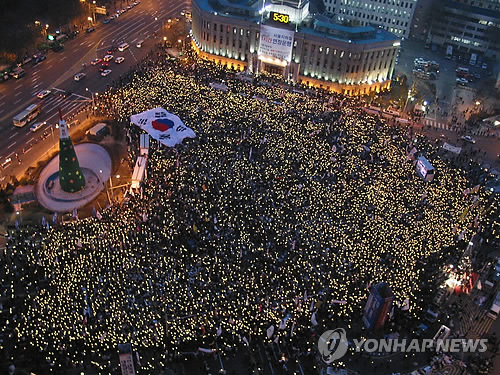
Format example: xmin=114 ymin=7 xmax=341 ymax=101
xmin=487 ymin=291 xmax=500 ymax=319
xmin=461 ymin=135 xmax=476 ymax=144
xmin=424 ymin=305 xmax=440 ymax=323
xmin=74 ymin=72 xmax=86 ymax=81
xmin=445 ymin=45 xmax=453 ymax=59
xmin=11 ymin=67 xmax=25 ymax=79
xmin=470 ymin=53 xmax=477 ymax=66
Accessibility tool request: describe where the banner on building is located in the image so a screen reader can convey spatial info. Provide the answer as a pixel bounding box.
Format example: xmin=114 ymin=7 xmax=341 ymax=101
xmin=257 ymin=25 xmax=294 ymax=62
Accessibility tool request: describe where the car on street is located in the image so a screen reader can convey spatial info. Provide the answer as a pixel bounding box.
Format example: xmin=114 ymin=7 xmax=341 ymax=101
xmin=103 ymin=18 xmax=110 ymax=24
xmin=59 ymin=90 xmax=72 ymax=98
xmin=118 ymin=42 xmax=129 ymax=51
xmin=99 ymin=62 xmax=110 ymax=70
xmin=103 ymin=54 xmax=114 ymax=62
xmin=115 ymin=56 xmax=125 ymax=64
xmin=101 ymin=69 xmax=112 ymax=77
xmin=74 ymin=72 xmax=86 ymax=81
xmin=33 ymin=53 xmax=47 ymax=64
xmin=91 ymin=58 xmax=102 ymax=65
xmin=456 ymin=78 xmax=468 ymax=85
xmin=461 ymin=135 xmax=476 ymax=144
xmin=106 ymin=46 xmax=117 ymax=54
xmin=136 ymin=40 xmax=144 ymax=48
xmin=86 ymin=27 xmax=95 ymax=33
xmin=30 ymin=121 xmax=46 ymax=132
xmin=36 ymin=89 xmax=51 ymax=99
xmin=1 ymin=157 xmax=12 ymax=170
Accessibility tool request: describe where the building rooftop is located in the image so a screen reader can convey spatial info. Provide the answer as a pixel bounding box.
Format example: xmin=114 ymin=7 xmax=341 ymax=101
xmin=442 ymin=0 xmax=500 ymax=19
xmin=195 ymin=0 xmax=399 ymax=44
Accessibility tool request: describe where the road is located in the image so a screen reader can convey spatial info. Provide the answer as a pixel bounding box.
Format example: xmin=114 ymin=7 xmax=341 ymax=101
xmin=0 ymin=0 xmax=189 ymax=183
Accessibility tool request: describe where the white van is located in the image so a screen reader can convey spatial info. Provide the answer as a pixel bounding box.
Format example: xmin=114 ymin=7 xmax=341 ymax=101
xmin=118 ymin=42 xmax=129 ymax=52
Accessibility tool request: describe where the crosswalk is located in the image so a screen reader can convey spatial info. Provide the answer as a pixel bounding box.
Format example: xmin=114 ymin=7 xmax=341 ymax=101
xmin=448 ymin=291 xmax=495 ymax=339
xmin=424 ymin=117 xmax=452 ymax=131
xmin=36 ymin=89 xmax=90 ymax=124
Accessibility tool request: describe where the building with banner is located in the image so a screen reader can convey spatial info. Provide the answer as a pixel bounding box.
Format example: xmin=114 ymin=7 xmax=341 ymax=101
xmin=191 ymin=0 xmax=400 ymax=95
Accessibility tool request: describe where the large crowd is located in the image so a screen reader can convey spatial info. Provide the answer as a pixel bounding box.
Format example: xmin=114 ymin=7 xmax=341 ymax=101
xmin=1 ymin=46 xmax=497 ymax=373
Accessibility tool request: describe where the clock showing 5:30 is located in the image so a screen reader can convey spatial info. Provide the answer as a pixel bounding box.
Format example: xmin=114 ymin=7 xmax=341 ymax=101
xmin=271 ymin=12 xmax=289 ymax=24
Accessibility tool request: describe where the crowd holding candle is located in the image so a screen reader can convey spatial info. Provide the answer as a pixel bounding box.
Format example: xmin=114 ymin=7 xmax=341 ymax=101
xmin=1 ymin=45 xmax=498 ymax=372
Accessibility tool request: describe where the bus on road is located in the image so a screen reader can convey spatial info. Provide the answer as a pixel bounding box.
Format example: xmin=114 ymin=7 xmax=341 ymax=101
xmin=13 ymin=103 xmax=42 ymax=127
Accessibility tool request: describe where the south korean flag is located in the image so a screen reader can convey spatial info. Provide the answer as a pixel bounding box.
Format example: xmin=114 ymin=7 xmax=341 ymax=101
xmin=130 ymin=107 xmax=196 ymax=147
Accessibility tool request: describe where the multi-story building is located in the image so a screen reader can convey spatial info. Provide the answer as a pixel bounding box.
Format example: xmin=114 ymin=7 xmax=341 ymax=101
xmin=191 ymin=0 xmax=400 ymax=95
xmin=324 ymin=0 xmax=418 ymax=39
xmin=427 ymin=0 xmax=500 ymax=60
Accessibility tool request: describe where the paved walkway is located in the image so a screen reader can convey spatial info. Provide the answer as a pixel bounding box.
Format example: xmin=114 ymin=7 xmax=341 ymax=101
xmin=36 ymin=143 xmax=112 ymax=212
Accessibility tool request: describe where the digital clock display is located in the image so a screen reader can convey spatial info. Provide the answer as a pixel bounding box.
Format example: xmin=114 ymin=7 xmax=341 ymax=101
xmin=271 ymin=12 xmax=289 ymax=24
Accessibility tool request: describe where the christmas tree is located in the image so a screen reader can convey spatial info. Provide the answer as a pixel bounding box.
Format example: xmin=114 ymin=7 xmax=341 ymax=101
xmin=58 ymin=110 xmax=85 ymax=193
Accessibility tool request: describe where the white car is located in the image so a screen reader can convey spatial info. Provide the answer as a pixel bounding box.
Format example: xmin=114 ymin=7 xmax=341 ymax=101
xmin=37 ymin=89 xmax=51 ymax=99
xmin=118 ymin=43 xmax=129 ymax=51
xmin=30 ymin=121 xmax=46 ymax=132
xmin=103 ymin=54 xmax=114 ymax=62
xmin=115 ymin=56 xmax=125 ymax=64
xmin=1 ymin=157 xmax=12 ymax=170
xmin=101 ymin=69 xmax=112 ymax=77
xmin=461 ymin=135 xmax=476 ymax=144
xmin=456 ymin=78 xmax=468 ymax=85
xmin=74 ymin=72 xmax=86 ymax=81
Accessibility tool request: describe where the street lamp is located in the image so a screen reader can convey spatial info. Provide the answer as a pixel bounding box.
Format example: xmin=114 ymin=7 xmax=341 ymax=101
xmin=86 ymin=88 xmax=98 ymax=112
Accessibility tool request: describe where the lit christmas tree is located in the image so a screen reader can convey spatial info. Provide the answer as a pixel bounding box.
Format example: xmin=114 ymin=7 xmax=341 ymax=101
xmin=58 ymin=110 xmax=85 ymax=193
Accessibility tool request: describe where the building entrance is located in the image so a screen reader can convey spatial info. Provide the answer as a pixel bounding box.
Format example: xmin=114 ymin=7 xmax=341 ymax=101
xmin=263 ymin=63 xmax=284 ymax=75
